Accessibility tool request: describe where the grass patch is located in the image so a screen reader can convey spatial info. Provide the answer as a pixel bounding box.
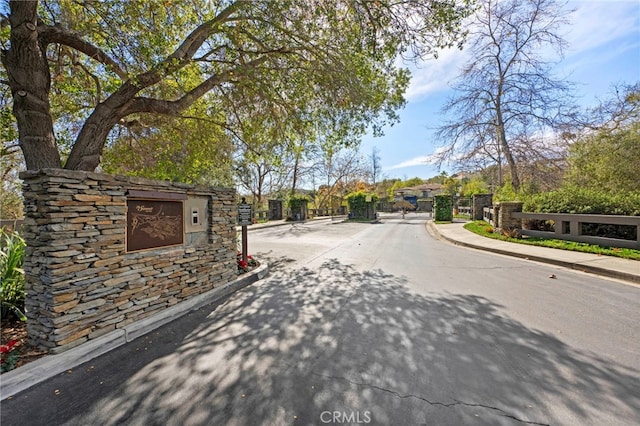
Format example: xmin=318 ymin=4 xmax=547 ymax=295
xmin=453 ymin=214 xmax=471 ymax=220
xmin=463 ymin=221 xmax=640 ymax=261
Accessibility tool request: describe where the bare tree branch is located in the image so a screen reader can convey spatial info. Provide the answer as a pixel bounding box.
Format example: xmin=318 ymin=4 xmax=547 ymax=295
xmin=436 ymin=0 xmax=575 ymax=191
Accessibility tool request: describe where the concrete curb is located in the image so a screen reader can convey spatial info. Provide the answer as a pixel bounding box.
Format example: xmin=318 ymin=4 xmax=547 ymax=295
xmin=427 ymin=221 xmax=640 ymax=285
xmin=0 ymin=262 xmax=269 ymax=401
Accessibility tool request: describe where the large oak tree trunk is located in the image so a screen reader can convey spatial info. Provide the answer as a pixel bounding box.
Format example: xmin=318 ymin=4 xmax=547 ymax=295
xmin=2 ymin=0 xmax=61 ymax=170
xmin=65 ymin=84 xmax=138 ymax=171
xmin=64 ymin=107 xmax=121 ymax=171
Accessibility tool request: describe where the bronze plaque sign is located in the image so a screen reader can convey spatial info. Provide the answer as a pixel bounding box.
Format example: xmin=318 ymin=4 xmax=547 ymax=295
xmin=127 ymin=199 xmax=184 ymax=252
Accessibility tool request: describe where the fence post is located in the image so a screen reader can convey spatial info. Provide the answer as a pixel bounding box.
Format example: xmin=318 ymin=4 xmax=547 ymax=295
xmin=496 ymin=202 xmax=523 ymax=232
xmin=472 ymin=194 xmax=493 ymax=221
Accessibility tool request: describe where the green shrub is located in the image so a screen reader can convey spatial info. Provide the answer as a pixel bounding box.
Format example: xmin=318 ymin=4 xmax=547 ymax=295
xmin=287 ymin=195 xmax=309 ymax=221
xmin=346 ymin=191 xmax=379 ymax=219
xmin=287 ymin=195 xmax=309 ymax=210
xmin=434 ymin=195 xmax=453 ymax=221
xmin=464 ymin=221 xmax=640 ymax=260
xmin=0 ymin=229 xmax=27 ymax=321
xmin=493 ymin=181 xmax=519 ymax=202
xmin=523 ymin=187 xmax=640 ymax=241
xmin=523 ymin=187 xmax=640 ymax=216
xmin=460 ymin=177 xmax=489 ymax=197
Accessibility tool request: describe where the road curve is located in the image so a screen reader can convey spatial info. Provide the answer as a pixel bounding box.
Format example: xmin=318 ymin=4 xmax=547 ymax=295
xmin=2 ymin=213 xmax=638 ymax=425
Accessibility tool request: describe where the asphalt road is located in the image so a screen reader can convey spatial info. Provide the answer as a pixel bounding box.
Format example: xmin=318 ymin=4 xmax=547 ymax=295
xmin=2 ymin=213 xmax=639 ymax=425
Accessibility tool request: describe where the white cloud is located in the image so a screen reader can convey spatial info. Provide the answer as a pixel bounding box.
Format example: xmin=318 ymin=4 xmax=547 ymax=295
xmin=386 ymin=147 xmax=450 ymax=170
xmin=386 ymin=155 xmax=436 ymax=170
xmin=401 ymin=47 xmax=469 ymax=101
xmin=565 ymin=1 xmax=640 ymax=56
xmin=399 ymin=0 xmax=639 ymax=101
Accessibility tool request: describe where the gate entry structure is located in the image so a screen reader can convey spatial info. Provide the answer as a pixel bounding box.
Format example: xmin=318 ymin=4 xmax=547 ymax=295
xmin=268 ymin=199 xmax=283 ymax=220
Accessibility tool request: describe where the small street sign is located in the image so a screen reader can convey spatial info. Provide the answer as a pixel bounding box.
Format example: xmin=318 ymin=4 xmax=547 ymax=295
xmin=238 ymin=198 xmax=252 ymax=263
xmin=238 ymin=203 xmax=252 ymax=226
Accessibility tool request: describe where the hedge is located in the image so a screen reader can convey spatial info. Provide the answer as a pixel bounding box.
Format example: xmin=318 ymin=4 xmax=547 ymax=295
xmin=523 ymin=187 xmax=640 ymax=241
xmin=434 ymin=195 xmax=453 ymax=221
xmin=345 ymin=191 xmax=379 ymax=219
xmin=287 ymin=195 xmax=309 ymax=210
xmin=523 ymin=187 xmax=640 ymax=216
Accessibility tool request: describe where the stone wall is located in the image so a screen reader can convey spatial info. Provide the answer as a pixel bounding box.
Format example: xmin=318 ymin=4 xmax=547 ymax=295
xmin=496 ymin=201 xmax=524 ymax=231
xmin=472 ymin=194 xmax=493 ymax=221
xmin=19 ymin=169 xmax=236 ymax=353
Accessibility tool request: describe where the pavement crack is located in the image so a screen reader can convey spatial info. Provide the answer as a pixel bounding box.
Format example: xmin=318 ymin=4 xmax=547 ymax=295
xmin=312 ymin=372 xmax=453 ymax=407
xmin=311 ymin=372 xmax=550 ymax=426
xmin=451 ymin=401 xmax=550 ymax=425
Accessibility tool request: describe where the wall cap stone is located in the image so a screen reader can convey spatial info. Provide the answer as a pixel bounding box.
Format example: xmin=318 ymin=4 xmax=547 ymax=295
xmin=19 ymin=168 xmax=234 ymax=195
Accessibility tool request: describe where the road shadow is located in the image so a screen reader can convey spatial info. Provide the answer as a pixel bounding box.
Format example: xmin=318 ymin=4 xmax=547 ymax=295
xmin=251 ymin=251 xmax=296 ymax=272
xmin=3 ymin=259 xmax=638 ymax=425
xmin=264 ymin=223 xmax=318 ymax=239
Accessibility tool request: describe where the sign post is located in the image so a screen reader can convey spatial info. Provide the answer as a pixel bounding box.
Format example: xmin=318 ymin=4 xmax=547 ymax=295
xmin=238 ymin=198 xmax=253 ymax=263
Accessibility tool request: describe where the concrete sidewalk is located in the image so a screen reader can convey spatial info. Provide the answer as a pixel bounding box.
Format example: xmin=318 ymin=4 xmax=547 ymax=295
xmin=428 ymin=220 xmax=640 ymax=285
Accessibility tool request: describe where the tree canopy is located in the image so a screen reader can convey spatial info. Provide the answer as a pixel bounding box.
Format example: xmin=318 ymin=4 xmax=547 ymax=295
xmin=435 ymin=0 xmax=575 ymax=192
xmin=565 ymin=85 xmax=640 ymax=195
xmin=100 ymin=101 xmax=233 ymax=185
xmin=1 ymin=0 xmax=472 ymax=174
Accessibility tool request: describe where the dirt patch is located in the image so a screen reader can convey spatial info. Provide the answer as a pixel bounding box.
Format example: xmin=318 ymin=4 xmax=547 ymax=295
xmin=1 ymin=319 xmax=48 ymax=373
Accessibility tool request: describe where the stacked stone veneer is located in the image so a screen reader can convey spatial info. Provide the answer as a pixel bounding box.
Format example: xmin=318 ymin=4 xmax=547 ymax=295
xmin=472 ymin=194 xmax=493 ymax=221
xmin=496 ymin=201 xmax=524 ymax=231
xmin=19 ymin=169 xmax=236 ymax=353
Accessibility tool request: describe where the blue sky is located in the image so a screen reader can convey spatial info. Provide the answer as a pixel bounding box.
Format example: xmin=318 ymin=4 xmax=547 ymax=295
xmin=361 ymin=0 xmax=640 ymax=181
